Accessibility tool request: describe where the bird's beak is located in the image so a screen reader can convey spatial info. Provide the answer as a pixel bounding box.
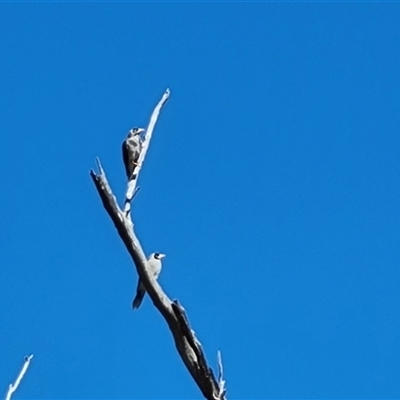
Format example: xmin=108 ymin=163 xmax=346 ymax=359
xmin=138 ymin=128 xmax=145 ymax=134
xmin=159 ymin=253 xmax=166 ymax=259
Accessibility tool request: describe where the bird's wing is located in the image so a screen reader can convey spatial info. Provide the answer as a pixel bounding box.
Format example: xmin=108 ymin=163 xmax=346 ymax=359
xmin=149 ymin=258 xmax=162 ymax=277
xmin=122 ymin=140 xmax=131 ymax=179
xmin=153 ymin=265 xmax=162 ymax=279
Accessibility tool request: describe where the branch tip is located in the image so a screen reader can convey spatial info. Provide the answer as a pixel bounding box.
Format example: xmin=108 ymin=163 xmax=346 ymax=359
xmin=95 ymin=157 xmax=104 ymax=174
xmin=5 ymin=354 xmax=34 ymax=400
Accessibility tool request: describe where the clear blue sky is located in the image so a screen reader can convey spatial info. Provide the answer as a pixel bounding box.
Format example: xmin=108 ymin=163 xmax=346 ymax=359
xmin=1 ymin=3 xmax=400 ymax=399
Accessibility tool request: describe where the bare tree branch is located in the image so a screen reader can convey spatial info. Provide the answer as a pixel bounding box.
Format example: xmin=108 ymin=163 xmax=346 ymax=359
xmin=217 ymin=350 xmax=227 ymax=399
xmin=5 ymin=355 xmax=34 ymax=400
xmin=124 ymin=88 xmax=170 ymax=214
xmin=90 ymin=89 xmax=227 ymax=400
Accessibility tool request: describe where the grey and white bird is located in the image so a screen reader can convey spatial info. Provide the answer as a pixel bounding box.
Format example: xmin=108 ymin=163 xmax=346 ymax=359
xmin=132 ymin=252 xmax=166 ymax=309
xmin=122 ymin=127 xmax=145 ymax=180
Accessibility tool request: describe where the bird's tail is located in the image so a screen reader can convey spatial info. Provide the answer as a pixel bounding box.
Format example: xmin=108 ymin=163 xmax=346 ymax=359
xmin=132 ymin=287 xmax=146 ymax=309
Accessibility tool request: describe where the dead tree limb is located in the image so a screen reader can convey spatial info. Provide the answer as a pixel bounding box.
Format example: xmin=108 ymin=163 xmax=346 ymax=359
xmin=4 ymin=355 xmax=34 ymax=400
xmin=90 ymin=89 xmax=227 ymax=400
xmin=124 ymin=89 xmax=170 ymax=215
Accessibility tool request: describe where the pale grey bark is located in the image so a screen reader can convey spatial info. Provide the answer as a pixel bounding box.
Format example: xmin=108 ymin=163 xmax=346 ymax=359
xmin=4 ymin=355 xmax=34 ymax=400
xmin=90 ymin=90 xmax=227 ymax=400
xmin=124 ymin=89 xmax=170 ymax=215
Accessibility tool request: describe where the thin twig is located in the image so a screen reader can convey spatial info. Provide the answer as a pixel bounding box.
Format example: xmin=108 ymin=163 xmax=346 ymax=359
xmin=5 ymin=355 xmax=34 ymax=400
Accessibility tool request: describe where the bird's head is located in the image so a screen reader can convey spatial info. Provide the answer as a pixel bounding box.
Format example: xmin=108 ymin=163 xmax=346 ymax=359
xmin=128 ymin=127 xmax=145 ymax=137
xmin=152 ymin=252 xmax=166 ymax=260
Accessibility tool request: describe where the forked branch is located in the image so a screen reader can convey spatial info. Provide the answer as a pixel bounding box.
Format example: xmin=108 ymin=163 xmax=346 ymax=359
xmin=90 ymin=89 xmax=226 ymax=400
xmin=5 ymin=355 xmax=34 ymax=400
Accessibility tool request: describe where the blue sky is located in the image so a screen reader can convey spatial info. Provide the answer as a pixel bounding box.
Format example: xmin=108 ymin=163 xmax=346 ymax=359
xmin=1 ymin=3 xmax=400 ymax=399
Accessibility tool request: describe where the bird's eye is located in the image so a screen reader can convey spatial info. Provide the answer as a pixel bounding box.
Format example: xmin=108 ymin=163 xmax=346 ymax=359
xmin=154 ymin=253 xmax=160 ymax=259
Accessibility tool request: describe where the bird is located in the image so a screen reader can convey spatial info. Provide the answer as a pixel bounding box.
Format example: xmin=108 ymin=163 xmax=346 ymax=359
xmin=122 ymin=127 xmax=145 ymax=180
xmin=132 ymin=252 xmax=166 ymax=309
